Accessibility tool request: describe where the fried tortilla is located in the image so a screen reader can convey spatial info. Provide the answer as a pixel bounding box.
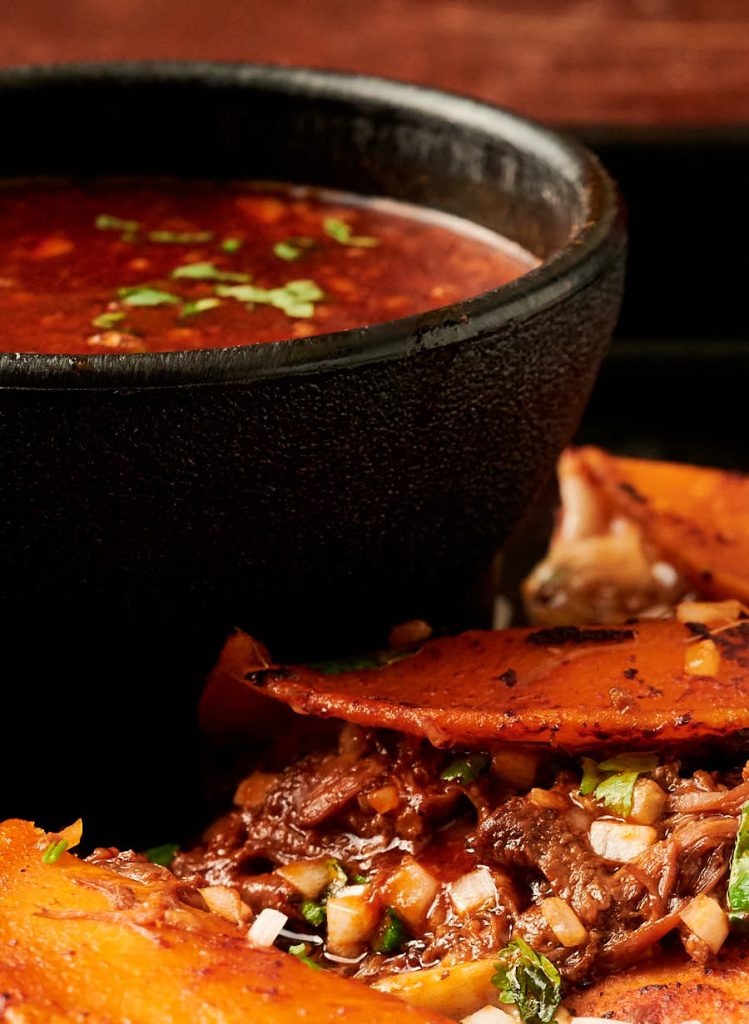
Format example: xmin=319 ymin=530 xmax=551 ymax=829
xmin=208 ymin=619 xmax=749 ymax=751
xmin=566 ymin=940 xmax=749 ymax=1023
xmin=0 ymin=818 xmax=448 ymax=1024
xmin=524 ymin=447 xmax=749 ymax=625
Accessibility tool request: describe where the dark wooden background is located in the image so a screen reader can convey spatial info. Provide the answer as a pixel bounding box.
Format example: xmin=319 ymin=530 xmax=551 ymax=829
xmin=2 ymin=0 xmax=748 ymax=126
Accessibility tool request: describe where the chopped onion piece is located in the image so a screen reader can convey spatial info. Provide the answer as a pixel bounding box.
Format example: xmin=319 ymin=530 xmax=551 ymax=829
xmin=276 ymin=857 xmax=333 ymax=899
xmin=449 ymin=868 xmax=498 ymax=915
xmin=677 ymin=599 xmax=742 ymax=627
xmin=541 ymin=897 xmax=588 ymax=947
xmin=491 ymin=748 xmax=539 ymax=790
xmin=326 ymin=885 xmax=377 ymax=957
xmin=589 ymin=820 xmax=657 ymax=862
xmin=461 ymin=1006 xmax=517 ymax=1024
xmin=629 ymin=778 xmax=667 ymax=825
xmin=684 ymin=638 xmax=721 ymax=677
xmin=384 ymin=858 xmax=440 ymax=929
xmin=247 ymin=907 xmax=287 ymax=947
xmin=201 ymin=885 xmax=250 ymax=925
xmin=680 ymin=893 xmax=729 ymax=954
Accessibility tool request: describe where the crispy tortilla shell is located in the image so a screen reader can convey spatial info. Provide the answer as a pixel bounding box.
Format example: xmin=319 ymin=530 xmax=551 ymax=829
xmin=577 ymin=446 xmax=749 ymax=602
xmin=0 ymin=818 xmax=448 ymax=1024
xmin=219 ymin=619 xmax=749 ymax=750
xmin=567 ymin=940 xmax=749 ymax=1023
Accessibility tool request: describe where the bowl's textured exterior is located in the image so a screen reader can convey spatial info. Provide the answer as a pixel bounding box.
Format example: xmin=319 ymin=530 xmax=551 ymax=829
xmin=0 ymin=64 xmax=625 ymax=841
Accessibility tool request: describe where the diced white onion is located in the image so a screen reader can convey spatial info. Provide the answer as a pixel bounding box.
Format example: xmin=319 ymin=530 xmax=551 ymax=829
xmin=589 ymin=820 xmax=657 ymax=862
xmin=247 ymin=907 xmax=287 ymax=947
xmin=684 ymin=638 xmax=721 ymax=677
xmin=276 ymin=857 xmax=333 ymax=899
xmin=462 ymin=1006 xmax=517 ymax=1024
xmin=676 ymin=599 xmax=742 ymax=627
xmin=385 ymin=858 xmax=440 ymax=929
xmin=326 ymin=885 xmax=377 ymax=956
xmin=540 ymin=897 xmax=588 ymax=947
xmin=629 ymin=778 xmax=667 ymax=825
xmin=679 ymin=894 xmax=729 ymax=954
xmin=491 ymin=748 xmax=539 ymax=790
xmin=449 ymin=868 xmax=498 ymax=915
xmin=201 ymin=885 xmax=250 ymax=925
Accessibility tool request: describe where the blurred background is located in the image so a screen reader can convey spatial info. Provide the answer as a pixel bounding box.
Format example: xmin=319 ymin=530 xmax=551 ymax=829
xmin=2 ymin=0 xmax=747 ymax=463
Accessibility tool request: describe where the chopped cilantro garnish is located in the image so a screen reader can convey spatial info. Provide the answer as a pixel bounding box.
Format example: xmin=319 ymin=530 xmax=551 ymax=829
xmin=300 ymin=899 xmax=326 ymax=927
xmin=324 ymin=217 xmax=379 ymax=248
xmin=172 ymin=262 xmax=250 ymax=283
xmin=42 ymin=839 xmax=68 ymax=865
xmin=579 ymin=751 xmax=659 ymax=817
xmin=144 ymin=842 xmax=179 ymax=867
xmin=288 ymin=942 xmax=322 ymax=971
xmin=352 ymin=873 xmax=370 ymax=884
xmin=118 ymin=285 xmax=181 ymax=307
xmin=373 ymin=908 xmax=407 ymax=954
xmin=729 ymin=802 xmax=749 ymax=925
xmin=220 ymin=237 xmax=243 ymax=253
xmin=440 ymin=752 xmax=490 ymax=785
xmin=307 ymin=647 xmax=421 ymax=675
xmin=327 ymin=859 xmax=349 ymax=896
xmin=597 ymin=752 xmax=659 ymax=773
xmin=95 ymin=213 xmax=139 ymax=234
xmin=147 ymin=229 xmax=215 ymax=245
xmin=216 ymin=279 xmax=324 ymax=319
xmin=492 ymin=937 xmax=562 ymax=1024
xmin=179 ymin=297 xmax=222 ymax=319
xmin=273 ymin=237 xmax=316 ymax=261
xmin=91 ymin=311 xmax=126 ymax=330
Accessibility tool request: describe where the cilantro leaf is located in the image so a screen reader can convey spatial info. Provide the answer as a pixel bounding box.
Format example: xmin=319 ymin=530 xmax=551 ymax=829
xmin=492 ymin=937 xmax=562 ymax=1024
xmin=288 ymin=942 xmax=322 ymax=971
xmin=593 ymin=771 xmax=640 ymax=817
xmin=373 ymin=908 xmax=407 ymax=954
xmin=95 ymin=213 xmax=139 ymax=234
xmin=172 ymin=262 xmax=250 ymax=283
xmin=300 ymin=899 xmax=326 ymax=927
xmin=324 ymin=217 xmax=379 ymax=248
xmin=147 ymin=229 xmax=214 ymax=244
xmin=42 ymin=839 xmax=69 ymax=865
xmin=91 ymin=311 xmax=126 ymax=330
xmin=118 ymin=285 xmax=181 ymax=307
xmin=180 ymin=298 xmax=222 ymax=319
xmin=597 ymin=752 xmax=659 ymax=773
xmin=579 ymin=751 xmax=659 ymax=818
xmin=144 ymin=842 xmax=179 ymax=867
xmin=579 ymin=757 xmax=605 ymax=796
xmin=440 ymin=752 xmax=490 ymax=784
xmin=220 ymin=237 xmax=243 ymax=253
xmin=216 ymin=279 xmax=324 ymax=320
xmin=307 ymin=647 xmax=421 ymax=675
xmin=273 ymin=237 xmax=316 ymax=261
xmin=729 ymin=801 xmax=749 ymax=924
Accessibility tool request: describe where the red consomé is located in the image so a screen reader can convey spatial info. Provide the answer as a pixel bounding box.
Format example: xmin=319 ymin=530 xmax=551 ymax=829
xmin=0 ymin=180 xmax=535 ymax=354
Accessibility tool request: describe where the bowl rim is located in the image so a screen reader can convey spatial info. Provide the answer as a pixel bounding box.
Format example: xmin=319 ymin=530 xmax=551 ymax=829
xmin=0 ymin=60 xmax=625 ymax=390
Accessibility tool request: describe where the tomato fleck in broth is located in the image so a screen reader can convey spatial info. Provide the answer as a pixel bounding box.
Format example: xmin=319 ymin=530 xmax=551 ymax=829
xmin=0 ymin=181 xmax=536 ymax=354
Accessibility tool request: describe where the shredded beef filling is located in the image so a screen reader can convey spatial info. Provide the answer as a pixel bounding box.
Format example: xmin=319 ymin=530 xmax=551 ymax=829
xmin=173 ymin=723 xmax=746 ymax=986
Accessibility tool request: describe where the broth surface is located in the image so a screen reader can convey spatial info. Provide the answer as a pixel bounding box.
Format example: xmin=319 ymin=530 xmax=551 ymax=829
xmin=0 ymin=180 xmax=535 ymax=354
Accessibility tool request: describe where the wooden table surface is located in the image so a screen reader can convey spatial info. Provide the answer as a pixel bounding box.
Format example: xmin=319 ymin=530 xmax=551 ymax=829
xmin=2 ymin=0 xmax=748 ymax=127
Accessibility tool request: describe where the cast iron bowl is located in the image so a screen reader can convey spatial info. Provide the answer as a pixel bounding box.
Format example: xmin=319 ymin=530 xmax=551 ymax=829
xmin=0 ymin=63 xmax=625 ymax=842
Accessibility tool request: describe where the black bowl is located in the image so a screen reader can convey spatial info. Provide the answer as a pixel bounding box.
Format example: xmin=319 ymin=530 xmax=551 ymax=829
xmin=0 ymin=63 xmax=625 ymax=842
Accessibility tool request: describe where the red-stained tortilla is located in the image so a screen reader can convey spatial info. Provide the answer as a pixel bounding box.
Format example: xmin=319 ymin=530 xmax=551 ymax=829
xmin=566 ymin=940 xmax=749 ymax=1023
xmin=209 ymin=620 xmax=749 ymax=750
xmin=575 ymin=446 xmax=749 ymax=603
